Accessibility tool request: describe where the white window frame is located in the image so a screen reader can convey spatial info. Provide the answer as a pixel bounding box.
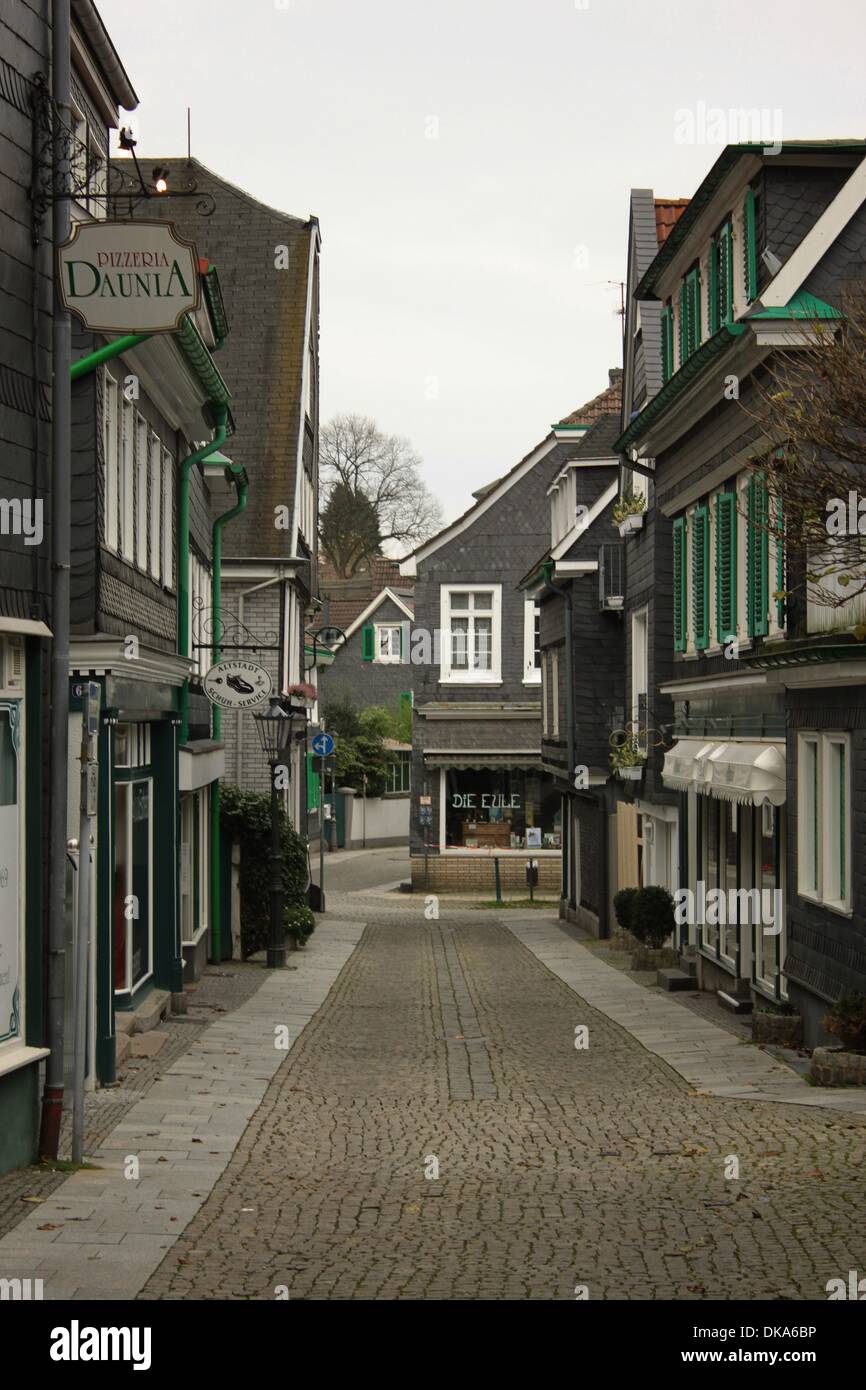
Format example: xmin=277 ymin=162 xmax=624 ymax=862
xmin=375 ymin=624 xmax=402 ymax=663
xmin=102 ymin=371 xmax=119 ymax=552
xmin=542 ymin=650 xmax=550 ymax=736
xmin=439 ymin=584 xmax=502 ymax=684
xmin=551 ymin=648 xmax=560 ymax=737
xmin=523 ymin=599 xmax=541 ymax=684
xmin=631 ymin=606 xmax=648 ymax=732
xmin=797 ymin=732 xmax=852 ymax=914
xmin=135 ymin=414 xmax=149 ymax=572
xmin=149 ymin=432 xmax=161 ymax=580
xmin=120 ymin=395 xmax=135 ymax=562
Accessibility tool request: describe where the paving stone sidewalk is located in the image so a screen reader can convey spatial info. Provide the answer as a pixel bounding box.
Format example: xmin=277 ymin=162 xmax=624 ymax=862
xmin=0 ymin=921 xmax=364 ymax=1299
xmin=507 ymin=915 xmax=866 ymax=1114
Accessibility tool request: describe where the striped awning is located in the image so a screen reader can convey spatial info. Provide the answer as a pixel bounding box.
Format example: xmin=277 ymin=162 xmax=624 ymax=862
xmin=423 ymin=753 xmax=542 ymax=770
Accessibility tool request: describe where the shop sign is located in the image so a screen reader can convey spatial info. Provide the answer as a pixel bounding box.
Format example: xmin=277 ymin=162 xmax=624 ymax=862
xmin=57 ymin=220 xmax=200 ymax=334
xmin=450 ymin=792 xmax=521 ymax=810
xmin=203 ymin=660 xmax=272 ymax=710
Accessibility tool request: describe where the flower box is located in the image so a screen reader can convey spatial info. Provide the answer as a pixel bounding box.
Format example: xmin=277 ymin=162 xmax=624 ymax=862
xmin=617 ymin=513 xmax=644 ymax=537
xmin=616 ymin=765 xmax=644 ymax=781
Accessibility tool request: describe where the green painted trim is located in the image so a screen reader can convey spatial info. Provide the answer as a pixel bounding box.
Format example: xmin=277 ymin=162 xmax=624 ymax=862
xmin=203 ymin=266 xmax=230 ymax=347
xmin=747 ymin=474 xmax=769 ymax=637
xmin=673 ymin=516 xmax=687 ymax=652
xmin=635 ymin=142 xmax=866 ymax=299
xmin=692 ymin=505 xmax=710 ymax=650
xmin=615 ymin=322 xmax=746 ymax=453
xmin=744 ymin=187 xmax=758 ymax=303
xmin=715 ymin=491 xmax=737 ymax=644
xmin=24 ymin=640 xmax=43 ymax=1048
xmin=741 ymin=639 xmax=866 ymax=669
xmin=178 ymin=409 xmax=229 ymax=744
xmin=174 ymin=317 xmax=232 ymax=409
xmin=748 ymin=289 xmax=844 ymax=320
xmin=152 ymin=720 xmax=182 ymax=995
xmin=70 ymin=333 xmax=152 ymax=380
xmin=708 ymin=238 xmax=719 ymax=335
xmin=96 ymin=710 xmax=115 ymax=1084
xmin=361 ymin=624 xmax=375 ymax=661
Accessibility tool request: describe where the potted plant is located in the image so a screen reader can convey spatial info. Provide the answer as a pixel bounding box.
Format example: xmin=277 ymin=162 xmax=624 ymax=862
xmin=628 ymin=885 xmax=678 ymax=970
xmin=286 ymin=681 xmax=318 ymax=708
xmin=812 ymin=992 xmax=866 ymax=1085
xmin=612 ymin=489 xmax=646 ymax=537
xmin=610 ymin=735 xmax=645 ymax=781
xmin=822 ymin=992 xmax=866 ymax=1053
xmin=613 ymin=887 xmax=639 ymax=935
xmin=285 ymin=902 xmax=317 ymax=949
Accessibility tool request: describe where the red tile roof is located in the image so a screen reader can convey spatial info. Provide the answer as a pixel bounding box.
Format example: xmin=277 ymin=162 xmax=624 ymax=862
xmin=555 ymin=368 xmax=623 ymax=429
xmin=654 ymin=199 xmax=690 ymax=247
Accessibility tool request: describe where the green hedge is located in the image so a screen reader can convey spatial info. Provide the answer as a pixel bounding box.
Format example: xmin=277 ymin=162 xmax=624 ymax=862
xmin=220 ymin=783 xmax=309 ymax=959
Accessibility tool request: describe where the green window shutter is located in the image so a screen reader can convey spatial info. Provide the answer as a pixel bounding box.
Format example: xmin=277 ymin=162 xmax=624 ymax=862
xmin=691 ymin=506 xmax=710 ymax=650
xmin=719 ymin=222 xmax=734 ymax=324
xmin=678 ymin=282 xmax=688 ymax=365
xmin=715 ymin=492 xmax=737 ymax=643
xmin=361 ymin=623 xmax=375 ymax=661
xmin=686 ymin=267 xmax=701 ymax=354
xmin=708 ymin=239 xmax=719 ymax=335
xmin=776 ymin=497 xmax=785 ymax=627
xmin=743 ymin=188 xmax=758 ymax=303
xmin=306 ymin=750 xmax=320 ymax=811
xmin=747 ymin=474 xmax=769 ymax=636
xmin=673 ymin=516 xmax=687 ymax=652
xmin=660 ymin=305 xmax=672 ymax=382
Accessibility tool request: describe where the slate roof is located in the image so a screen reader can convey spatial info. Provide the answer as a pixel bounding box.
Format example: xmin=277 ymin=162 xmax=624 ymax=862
xmin=132 ymin=157 xmax=318 ymax=563
xmin=312 ymin=554 xmax=415 ymax=632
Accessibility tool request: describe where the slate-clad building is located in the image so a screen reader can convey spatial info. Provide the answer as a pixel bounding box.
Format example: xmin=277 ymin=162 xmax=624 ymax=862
xmin=616 ymin=141 xmax=866 ymax=1041
xmin=520 ymin=374 xmax=624 ymax=932
xmin=146 ymin=159 xmax=321 ymax=823
xmin=401 ymin=435 xmax=566 ymax=894
xmin=0 ymin=0 xmax=143 ymax=1168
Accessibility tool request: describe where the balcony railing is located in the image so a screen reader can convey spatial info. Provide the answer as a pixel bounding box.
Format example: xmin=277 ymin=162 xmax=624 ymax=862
xmin=598 ymin=542 xmax=624 ymax=610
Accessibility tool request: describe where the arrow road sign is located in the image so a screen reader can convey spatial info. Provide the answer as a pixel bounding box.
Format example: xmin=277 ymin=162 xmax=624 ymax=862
xmin=311 ymin=732 xmax=335 ymax=758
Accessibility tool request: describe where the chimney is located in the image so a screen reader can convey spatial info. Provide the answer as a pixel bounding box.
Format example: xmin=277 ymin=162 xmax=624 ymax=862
xmin=609 ymin=368 xmax=623 ymax=386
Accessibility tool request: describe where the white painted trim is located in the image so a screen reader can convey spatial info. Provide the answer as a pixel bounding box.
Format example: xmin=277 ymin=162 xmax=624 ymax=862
xmin=554 ymin=561 xmax=599 ymax=574
xmin=221 ymin=562 xmax=306 ymax=581
xmin=341 ymin=587 xmax=414 ymax=641
xmin=423 ymin=749 xmax=542 ymax=756
xmin=179 ymin=746 xmax=225 ymax=792
xmin=69 ymin=638 xmax=192 ymax=684
xmin=439 ymin=583 xmax=502 ymax=684
xmin=0 ymin=1045 xmax=50 ymax=1079
xmin=400 ymin=435 xmax=557 ymax=572
xmin=551 ymin=479 xmax=618 ymax=560
xmin=759 ymin=153 xmax=866 ymax=309
xmin=290 ymin=228 xmax=320 ymax=556
xmin=0 ymin=617 xmax=52 ymax=638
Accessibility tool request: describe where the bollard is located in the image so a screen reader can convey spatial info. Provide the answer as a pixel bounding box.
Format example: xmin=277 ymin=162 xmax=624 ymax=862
xmin=493 ymin=855 xmax=502 ymax=903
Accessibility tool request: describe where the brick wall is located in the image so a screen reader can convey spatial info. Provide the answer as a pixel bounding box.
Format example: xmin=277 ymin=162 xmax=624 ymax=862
xmin=411 ymin=854 xmax=561 ymax=895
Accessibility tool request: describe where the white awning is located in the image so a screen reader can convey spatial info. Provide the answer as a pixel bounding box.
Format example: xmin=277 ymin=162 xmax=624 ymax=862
xmin=661 ymin=739 xmax=715 ymax=793
xmin=703 ymin=741 xmax=786 ymax=807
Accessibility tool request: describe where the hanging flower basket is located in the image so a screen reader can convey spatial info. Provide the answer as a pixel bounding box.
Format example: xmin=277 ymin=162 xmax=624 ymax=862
xmin=613 ymin=490 xmax=647 ymax=537
xmin=286 ymin=681 xmax=318 ymax=707
xmin=617 ymin=513 xmax=644 ymax=537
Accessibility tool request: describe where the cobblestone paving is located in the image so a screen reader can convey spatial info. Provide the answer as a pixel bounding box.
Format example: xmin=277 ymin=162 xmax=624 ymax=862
xmin=0 ymin=964 xmax=267 ymax=1242
xmin=140 ymin=910 xmax=866 ymax=1301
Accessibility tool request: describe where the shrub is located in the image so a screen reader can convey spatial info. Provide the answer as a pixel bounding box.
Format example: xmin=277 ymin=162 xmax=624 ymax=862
xmin=630 ymin=885 xmax=675 ymax=949
xmin=613 ymin=887 xmax=640 ymax=935
xmin=220 ymin=783 xmax=309 ymax=959
xmin=822 ymin=992 xmax=866 ymax=1053
xmin=285 ymin=903 xmax=316 ymax=946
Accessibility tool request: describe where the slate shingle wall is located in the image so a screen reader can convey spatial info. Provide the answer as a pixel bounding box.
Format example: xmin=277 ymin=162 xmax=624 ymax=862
xmin=318 ymin=595 xmax=412 ymax=714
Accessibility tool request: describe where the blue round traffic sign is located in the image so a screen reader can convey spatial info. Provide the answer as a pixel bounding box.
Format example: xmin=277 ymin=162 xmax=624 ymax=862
xmin=311 ymin=732 xmax=335 ymax=758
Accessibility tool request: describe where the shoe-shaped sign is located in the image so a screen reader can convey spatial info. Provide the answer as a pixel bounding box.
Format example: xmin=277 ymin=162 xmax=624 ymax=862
xmin=204 ymin=659 xmax=272 ymax=709
xmin=57 ymin=219 xmax=200 ymax=334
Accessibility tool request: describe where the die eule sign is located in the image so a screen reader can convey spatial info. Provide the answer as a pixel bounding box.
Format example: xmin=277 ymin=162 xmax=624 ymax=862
xmin=57 ymin=220 xmax=200 ymax=334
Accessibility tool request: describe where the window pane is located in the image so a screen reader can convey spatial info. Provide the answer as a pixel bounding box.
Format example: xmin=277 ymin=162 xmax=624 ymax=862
xmin=449 ymin=592 xmax=469 ymax=610
xmin=131 ymin=780 xmax=151 ymax=986
xmin=114 ymin=783 xmax=129 ymax=990
xmin=0 ymin=711 xmax=17 ymax=806
xmin=473 ymin=616 xmax=492 ymax=670
xmin=470 ymin=591 xmax=492 ymax=610
xmin=451 ymin=617 xmax=468 ymax=668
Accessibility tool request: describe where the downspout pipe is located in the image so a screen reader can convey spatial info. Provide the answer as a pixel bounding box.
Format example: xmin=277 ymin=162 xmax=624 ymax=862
xmin=178 ymin=403 xmax=229 ymax=744
xmin=70 ymin=333 xmax=152 ymax=381
xmin=41 ymin=0 xmax=72 ymax=1162
xmin=208 ymin=465 xmax=248 ymax=962
xmin=541 ymin=561 xmax=575 ymax=909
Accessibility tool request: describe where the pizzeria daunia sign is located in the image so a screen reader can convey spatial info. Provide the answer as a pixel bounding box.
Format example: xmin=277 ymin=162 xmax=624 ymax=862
xmin=57 ymin=220 xmax=200 ymax=334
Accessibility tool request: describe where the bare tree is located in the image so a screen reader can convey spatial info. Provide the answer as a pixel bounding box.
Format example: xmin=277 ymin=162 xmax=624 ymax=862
xmin=319 ymin=414 xmax=443 ymax=576
xmin=744 ymin=287 xmax=866 ymax=610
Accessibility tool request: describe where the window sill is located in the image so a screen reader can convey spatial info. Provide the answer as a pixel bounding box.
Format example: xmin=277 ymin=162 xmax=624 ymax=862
xmin=438 ymin=677 xmax=503 ymax=686
xmin=522 ymin=675 xmax=542 ymax=686
xmin=0 ymin=1044 xmax=50 ymax=1079
xmin=798 ymin=890 xmax=852 ymax=918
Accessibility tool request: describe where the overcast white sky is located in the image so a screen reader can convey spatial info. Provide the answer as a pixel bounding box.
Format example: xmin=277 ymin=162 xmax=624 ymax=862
xmin=100 ymin=0 xmax=866 ymax=525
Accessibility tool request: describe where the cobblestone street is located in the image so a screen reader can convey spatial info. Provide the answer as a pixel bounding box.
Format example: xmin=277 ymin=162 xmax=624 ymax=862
xmin=136 ymin=891 xmax=866 ymax=1302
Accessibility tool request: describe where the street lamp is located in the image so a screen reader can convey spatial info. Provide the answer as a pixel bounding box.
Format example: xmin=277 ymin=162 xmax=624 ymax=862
xmin=253 ymin=696 xmax=307 ymax=968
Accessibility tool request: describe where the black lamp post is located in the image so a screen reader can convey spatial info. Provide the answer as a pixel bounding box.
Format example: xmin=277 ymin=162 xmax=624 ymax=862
xmin=253 ymin=696 xmax=306 ymax=968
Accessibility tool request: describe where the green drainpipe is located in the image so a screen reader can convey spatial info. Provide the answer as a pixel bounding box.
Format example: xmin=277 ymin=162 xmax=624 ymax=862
xmin=209 ymin=464 xmax=248 ymax=961
xmin=178 ymin=403 xmax=229 ymax=743
xmin=70 ymin=333 xmax=152 ymax=380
